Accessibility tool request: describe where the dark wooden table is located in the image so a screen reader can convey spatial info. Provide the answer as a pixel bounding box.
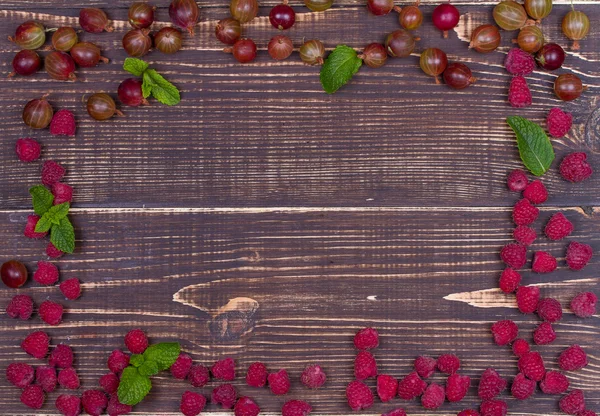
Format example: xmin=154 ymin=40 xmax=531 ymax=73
xmin=1 ymin=0 xmax=598 ymax=414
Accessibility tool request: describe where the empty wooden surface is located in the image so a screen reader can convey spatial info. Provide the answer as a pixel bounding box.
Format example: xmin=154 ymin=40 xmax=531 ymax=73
xmin=0 ymin=0 xmax=598 ymax=415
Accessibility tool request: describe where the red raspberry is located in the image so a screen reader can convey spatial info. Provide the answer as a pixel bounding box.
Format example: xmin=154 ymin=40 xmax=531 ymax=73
xmin=513 ymin=199 xmax=539 ymax=226
xmin=39 ymin=300 xmax=64 ymax=325
xmin=52 ymin=182 xmax=74 ymax=205
xmin=511 ymin=372 xmax=535 ymax=400
xmin=170 ymin=353 xmax=193 ymax=379
xmin=566 ymin=242 xmax=593 ymax=271
xmin=537 ymin=298 xmax=563 ymax=322
xmin=559 ymin=345 xmax=588 ymax=371
xmin=60 ymin=278 xmax=81 ymax=300
xmin=560 ymin=389 xmax=585 ymax=415
xmin=15 ymin=137 xmax=42 ymax=162
xmin=545 ymin=212 xmax=574 ymax=241
xmin=508 ymin=76 xmax=532 ymax=108
xmin=570 ymin=292 xmax=597 ymax=318
xmin=446 ymin=373 xmax=470 ymax=402
xmin=246 ymin=362 xmax=268 ymax=387
xmin=24 ymin=214 xmax=48 ymax=239
xmin=437 ymin=354 xmax=460 ymax=374
xmin=518 ymin=352 xmax=545 ymax=381
xmin=107 ymin=349 xmax=130 ymax=374
xmin=540 ymin=371 xmax=569 ymax=394
xmin=181 ymin=391 xmax=206 ymax=416
xmin=533 ymin=322 xmax=556 ymax=345
xmin=100 ymin=372 xmax=120 ymax=394
xmin=480 ymin=399 xmax=507 ymax=416
xmin=6 ymin=362 xmax=34 ymax=388
xmin=507 ymin=169 xmax=528 ymax=192
xmin=491 ymin=320 xmax=518 ymax=346
xmin=36 ymin=365 xmax=57 ymax=392
xmin=46 ymin=242 xmax=65 ymax=258
xmin=21 ymin=384 xmax=45 ymax=409
xmin=212 ymin=357 xmax=235 ymax=380
xmin=532 ymin=251 xmax=557 ymax=273
xmin=346 ymin=380 xmax=373 ymax=411
xmin=268 ymin=369 xmax=290 ymax=395
xmin=107 ymin=394 xmax=132 ymax=416
xmin=234 ymin=397 xmax=260 ymax=416
xmin=42 ymin=160 xmax=66 ymax=186
xmin=188 ymin=364 xmax=210 ymax=387
xmin=421 ymin=383 xmax=445 ymax=409
xmin=50 ymin=109 xmax=76 ymax=136
xmin=82 ymin=390 xmax=108 ymax=416
xmin=505 ymin=48 xmax=534 ymax=75
xmin=499 ymin=268 xmax=521 ymax=293
xmin=547 ymin=108 xmax=572 ymax=138
xmin=22 ymin=330 xmax=50 ymax=359
xmin=282 ymin=400 xmax=312 ymax=416
xmin=353 ymin=327 xmax=379 ymax=350
xmin=124 ymin=328 xmax=148 ymax=354
xmin=511 ymin=339 xmax=530 ymax=357
xmin=49 ymin=344 xmax=74 ymax=368
xmin=516 ymin=286 xmax=540 ymax=314
xmin=458 ymin=410 xmax=480 ymax=416
xmin=382 ymin=409 xmax=407 ymax=416
xmin=478 ymin=368 xmax=507 ymax=400
xmin=58 ymin=367 xmax=80 ymax=389
xmin=354 ymin=350 xmax=377 ymax=380
xmin=377 ymin=374 xmax=398 ymax=402
xmin=300 ymin=364 xmax=326 ymax=389
xmin=414 ymin=355 xmax=436 ymax=379
xmin=500 ymin=243 xmax=527 ymax=269
xmin=397 ymin=371 xmax=427 ymax=399
xmin=212 ymin=384 xmax=237 ymax=409
xmin=6 ymin=294 xmax=34 ymax=320
xmin=578 ymin=411 xmax=598 ymax=416
xmin=513 ymin=226 xmax=536 ymax=246
xmin=56 ymin=394 xmax=81 ymax=416
xmin=523 ymin=180 xmax=548 ymax=204
xmin=560 ymin=152 xmax=593 ymax=183
xmin=34 ymin=261 xmax=60 ymax=285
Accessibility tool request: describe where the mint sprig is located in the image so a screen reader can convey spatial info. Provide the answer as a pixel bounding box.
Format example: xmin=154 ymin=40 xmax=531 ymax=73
xmin=29 ymin=188 xmax=76 ymax=254
xmin=123 ymin=58 xmax=180 ymax=105
xmin=29 ymin=185 xmax=54 ymax=215
xmin=320 ymin=45 xmax=362 ymax=94
xmin=507 ymin=116 xmax=555 ymax=176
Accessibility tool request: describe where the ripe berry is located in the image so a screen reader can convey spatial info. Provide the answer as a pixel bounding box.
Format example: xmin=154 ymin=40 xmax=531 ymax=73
xmin=554 ymin=73 xmax=585 ymax=101
xmin=443 ymin=63 xmax=476 ymax=89
xmin=269 ymin=2 xmax=295 ymax=30
xmin=493 ymin=0 xmax=529 ymax=31
xmin=524 ymin=0 xmax=552 ymax=21
xmin=79 ymin=8 xmax=113 ymax=33
xmin=301 ymin=364 xmax=326 ymax=389
xmin=516 ymin=286 xmax=540 ymax=314
xmin=304 ymin=0 xmax=332 ymax=11
xmin=155 ymin=27 xmax=183 ymax=54
xmin=45 ymin=51 xmax=76 ymax=81
xmin=419 ymin=48 xmax=447 ymax=83
xmin=215 ymin=18 xmax=242 ymax=45
xmin=367 ymin=0 xmax=394 ymax=16
xmin=515 ymin=25 xmax=544 ymax=53
xmin=23 ymin=96 xmax=54 ymax=129
xmin=87 ymin=93 xmax=123 ymax=121
xmin=52 ymin=27 xmax=78 ymax=52
xmin=299 ymin=40 xmax=325 ymax=65
xmin=469 ymin=24 xmax=501 ymax=53
xmin=432 ymin=3 xmax=460 ymax=38
xmin=246 ymin=362 xmax=268 ymax=387
xmin=118 ymin=78 xmax=148 ymax=107
xmin=570 ymin=292 xmax=597 ymax=318
xmin=122 ymin=29 xmax=152 ymax=57
xmin=169 ymin=0 xmax=200 ymax=34
xmin=398 ymin=371 xmax=427 ymax=399
xmin=511 ymin=372 xmax=536 ymax=400
xmin=536 ymin=43 xmax=565 ymax=70
xmin=346 ymin=380 xmax=373 ymax=411
xmin=212 ymin=384 xmax=237 ymax=408
xmin=398 ymin=4 xmax=423 ymax=30
xmin=1 ymin=260 xmax=28 ymax=288
xmin=180 ymin=391 xmax=206 ymax=416
xmin=71 ymin=42 xmax=109 ymax=68
xmin=124 ymin=328 xmax=148 ymax=354
xmin=228 ymin=39 xmax=257 ymax=63
xmin=230 ymin=0 xmax=259 ymax=23
xmin=507 ymin=169 xmax=528 ymax=191
xmin=128 ymin=2 xmax=155 ymax=29
xmin=268 ymin=369 xmax=291 ymax=395
xmin=562 ymin=10 xmax=589 ymax=50
xmin=10 ymin=50 xmax=42 ymax=77
xmin=559 ymin=345 xmax=588 ymax=371
xmin=421 ymin=383 xmax=445 ymax=409
xmin=360 ymin=43 xmax=388 ymax=69
xmin=385 ymin=29 xmax=415 ymax=58
xmin=268 ymin=35 xmax=294 ymax=61
xmin=559 ymin=152 xmax=593 ymax=183
xmin=414 ymin=356 xmax=436 ymax=378
xmin=9 ymin=21 xmax=46 ymax=50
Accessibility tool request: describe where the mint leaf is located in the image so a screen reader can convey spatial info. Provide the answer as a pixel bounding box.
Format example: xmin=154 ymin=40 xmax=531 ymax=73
xmin=142 ymin=342 xmax=180 ymax=371
xmin=50 ymin=217 xmax=75 ymax=253
xmin=141 ymin=81 xmax=152 ymax=99
xmin=35 ymin=202 xmax=70 ymax=233
xmin=118 ymin=367 xmax=152 ymax=406
xmin=138 ymin=360 xmax=159 ymax=377
xmin=320 ymin=45 xmax=362 ymax=94
xmin=130 ymin=354 xmax=145 ymax=368
xmin=123 ymin=58 xmax=148 ymax=77
xmin=143 ymin=69 xmax=180 ymax=105
xmin=29 ymin=185 xmax=54 ymax=215
xmin=507 ymin=116 xmax=555 ymax=176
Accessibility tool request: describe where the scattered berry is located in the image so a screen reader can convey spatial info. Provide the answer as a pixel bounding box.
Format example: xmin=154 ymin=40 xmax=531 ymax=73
xmin=513 ymin=199 xmax=539 ymax=226
xmin=21 ymin=331 xmax=50 ymax=359
xmin=46 ymin=242 xmax=65 ymax=258
xmin=421 ymin=383 xmax=445 ymax=409
xmin=540 ymin=371 xmax=569 ymax=394
xmin=559 ymin=345 xmax=588 ymax=371
xmin=100 ymin=372 xmax=120 ymax=394
xmin=171 ymin=353 xmax=193 ymax=379
xmin=21 ymin=384 xmax=45 ymax=409
xmin=532 ymin=251 xmax=557 ymax=273
xmin=354 ymin=327 xmax=379 ymax=350
xmin=512 ymin=339 xmax=530 ymax=357
xmin=382 ymin=409 xmax=407 ymax=416
xmin=491 ymin=320 xmax=518 ymax=345
xmin=180 ymin=391 xmax=206 ymax=416
xmin=107 ymin=394 xmax=132 ymax=416
xmin=578 ymin=411 xmax=598 ymax=416
xmin=523 ymin=180 xmax=547 ymax=204
xmin=377 ymin=374 xmax=399 ymax=402
xmin=500 ymin=243 xmax=527 ymax=269
xmin=41 ymin=160 xmax=66 ymax=186
xmin=414 ymin=356 xmax=436 ymax=378
xmin=499 ymin=268 xmax=521 ymax=293
xmin=545 ymin=212 xmax=574 ymax=241
xmin=52 ymin=182 xmax=74 ymax=205
xmin=547 ymin=108 xmax=572 ymax=138
xmin=36 ymin=365 xmax=57 ymax=392
xmin=505 ymin=48 xmax=535 ymax=75
xmin=81 ymin=389 xmax=108 ymax=416
xmin=516 ymin=285 xmax=540 ymax=314
xmin=537 ymin=298 xmax=563 ymax=322
xmin=268 ymin=369 xmax=291 ymax=395
xmin=39 ymin=300 xmax=64 ymax=325
xmin=518 ymin=351 xmax=546 ymax=381
xmin=212 ymin=384 xmax=237 ymax=409
xmin=566 ymin=241 xmax=593 ymax=271
xmin=570 ymin=292 xmax=597 ymax=317
xmin=513 ymin=226 xmax=537 ymax=246
xmin=59 ymin=278 xmax=81 ymax=300
xmin=34 ymin=261 xmax=59 ymax=285
xmin=560 ymin=152 xmax=593 ymax=183
xmin=107 ymin=349 xmax=130 ymax=374
xmin=58 ymin=367 xmax=80 ymax=389
xmin=235 ymin=397 xmax=260 ymax=416
xmin=212 ymin=357 xmax=235 ymax=380
xmin=508 ymin=76 xmax=532 ymax=108
xmin=49 ymin=344 xmax=74 ymax=368
xmin=15 ymin=138 xmax=42 ymax=162
xmin=124 ymin=328 xmax=148 ymax=354
xmin=56 ymin=394 xmax=82 ymax=416
xmin=50 ymin=109 xmax=76 ymax=136
xmin=188 ymin=364 xmax=210 ymax=387
xmin=301 ymin=364 xmax=326 ymax=389
xmin=282 ymin=400 xmax=312 ymax=416
xmin=437 ymin=354 xmax=460 ymax=374
xmin=24 ymin=214 xmax=48 ymax=239
xmin=533 ymin=322 xmax=556 ymax=345
xmin=458 ymin=410 xmax=480 ymax=416
xmin=6 ymin=362 xmax=34 ymax=388
xmin=6 ymin=294 xmax=34 ymax=319
xmin=478 ymin=368 xmax=507 ymax=400
xmin=398 ymin=371 xmax=427 ymax=400
xmin=560 ymin=389 xmax=585 ymax=415
xmin=346 ymin=380 xmax=374 ymax=411
xmin=507 ymin=169 xmax=528 ymax=192
xmin=446 ymin=373 xmax=470 ymax=402
xmin=246 ymin=362 xmax=268 ymax=387
xmin=354 ymin=350 xmax=377 ymax=380
xmin=480 ymin=399 xmax=508 ymax=416
xmin=511 ymin=372 xmax=535 ymax=400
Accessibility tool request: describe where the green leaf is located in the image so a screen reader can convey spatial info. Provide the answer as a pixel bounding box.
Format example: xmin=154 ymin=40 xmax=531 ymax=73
xmin=123 ymin=58 xmax=149 ymax=77
xmin=138 ymin=360 xmax=159 ymax=377
xmin=507 ymin=116 xmax=555 ymax=176
xmin=141 ymin=81 xmax=152 ymax=99
xmin=142 ymin=342 xmax=180 ymax=371
xmin=29 ymin=185 xmax=54 ymax=216
xmin=117 ymin=367 xmax=152 ymax=406
xmin=130 ymin=354 xmax=145 ymax=368
xmin=50 ymin=217 xmax=75 ymax=253
xmin=35 ymin=202 xmax=70 ymax=233
xmin=320 ymin=45 xmax=362 ymax=94
xmin=143 ymin=69 xmax=180 ymax=105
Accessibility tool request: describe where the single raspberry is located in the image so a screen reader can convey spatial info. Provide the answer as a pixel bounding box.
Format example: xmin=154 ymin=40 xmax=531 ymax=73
xmin=124 ymin=328 xmax=148 ymax=354
xmin=36 ymin=365 xmax=57 ymax=392
xmin=413 ymin=356 xmax=436 ymax=379
xmin=52 ymin=182 xmax=74 ymax=205
xmin=354 ymin=350 xmax=377 ymax=380
xmin=491 ymin=320 xmax=518 ymax=346
xmin=437 ymin=354 xmax=460 ymax=374
xmin=56 ymin=394 xmax=82 ymax=416
xmin=59 ymin=278 xmax=81 ymax=300
xmin=547 ymin=108 xmax=573 ymax=138
xmin=34 ymin=261 xmax=59 ymax=285
xmin=6 ymin=362 xmax=35 ymax=388
xmin=21 ymin=384 xmax=45 ymax=409
xmin=282 ymin=400 xmax=312 ymax=416
xmin=523 ymin=180 xmax=548 ymax=204
xmin=507 ymin=169 xmax=528 ymax=192
xmin=566 ymin=242 xmax=593 ymax=271
xmin=458 ymin=410 xmax=480 ymax=416
xmin=100 ymin=372 xmax=120 ymax=394
xmin=532 ymin=251 xmax=557 ymax=273
xmin=505 ymin=48 xmax=535 ymax=75
xmin=346 ymin=380 xmax=373 ymax=411
xmin=234 ymin=397 xmax=260 ymax=416
xmin=246 ymin=362 xmax=268 ymax=387
xmin=268 ymin=369 xmax=291 ymax=395
xmin=446 ymin=373 xmax=470 ymax=402
xmin=421 ymin=383 xmax=445 ymax=409
xmin=46 ymin=242 xmax=65 ymax=258
xmin=559 ymin=345 xmax=588 ymax=371
xmin=58 ymin=367 xmax=80 ymax=389
xmin=107 ymin=394 xmax=132 ymax=416
xmin=512 ymin=339 xmax=530 ymax=357
xmin=181 ymin=391 xmax=206 ymax=416
xmin=81 ymin=390 xmax=108 ymax=416
xmin=212 ymin=384 xmax=237 ymax=409
xmin=516 ymin=286 xmax=540 ymax=314
xmin=560 ymin=152 xmax=593 ymax=183
xmin=397 ymin=371 xmax=427 ymax=400
xmin=24 ymin=214 xmax=48 ymax=239
xmin=500 ymin=243 xmax=527 ymax=269
xmin=301 ymin=364 xmax=326 ymax=389
xmin=513 ymin=226 xmax=537 ymax=246
xmin=537 ymin=298 xmax=563 ymax=322
xmin=382 ymin=409 xmax=407 ymax=416
xmin=533 ymin=322 xmax=556 ymax=345
xmin=478 ymin=368 xmax=507 ymax=400
xmin=353 ymin=327 xmax=379 ymax=350
xmin=512 ymin=199 xmax=539 ymax=226
xmin=49 ymin=344 xmax=74 ymax=368
xmin=22 ymin=331 xmax=50 ymax=359
xmin=39 ymin=300 xmax=64 ymax=325
xmin=377 ymin=374 xmax=398 ymax=402
xmin=188 ymin=364 xmax=210 ymax=387
xmin=570 ymin=292 xmax=597 ymax=318
xmin=107 ymin=349 xmax=130 ymax=374
xmin=170 ymin=353 xmax=193 ymax=379
xmin=578 ymin=411 xmax=598 ymax=416
xmin=50 ymin=109 xmax=76 ymax=136
xmin=560 ymin=390 xmax=585 ymax=415
xmin=508 ymin=76 xmax=532 ymax=108
xmin=212 ymin=357 xmax=235 ymax=380
xmin=480 ymin=399 xmax=508 ymax=416
xmin=540 ymin=371 xmax=569 ymax=394
xmin=545 ymin=212 xmax=574 ymax=241
xmin=15 ymin=138 xmax=42 ymax=162
xmin=6 ymin=294 xmax=34 ymax=320
xmin=499 ymin=268 xmax=521 ymax=293
xmin=42 ymin=160 xmax=66 ymax=186
xmin=518 ymin=352 xmax=545 ymax=381
xmin=511 ymin=372 xmax=536 ymax=400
